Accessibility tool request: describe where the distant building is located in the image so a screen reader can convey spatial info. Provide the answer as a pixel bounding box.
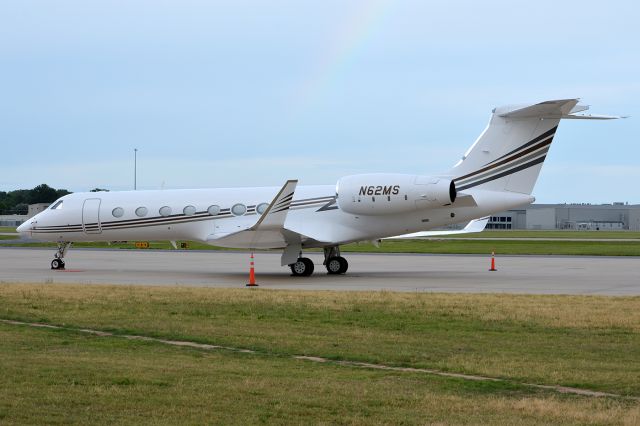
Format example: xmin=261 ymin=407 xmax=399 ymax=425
xmin=487 ymin=203 xmax=640 ymax=230
xmin=0 ymin=214 xmax=27 ymax=227
xmin=28 ymin=203 xmax=50 ymax=218
xmin=0 ymin=203 xmax=50 ymax=227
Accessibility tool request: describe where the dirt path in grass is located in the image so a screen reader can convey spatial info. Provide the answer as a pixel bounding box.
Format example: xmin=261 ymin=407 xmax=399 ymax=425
xmin=2 ymin=318 xmax=636 ymax=401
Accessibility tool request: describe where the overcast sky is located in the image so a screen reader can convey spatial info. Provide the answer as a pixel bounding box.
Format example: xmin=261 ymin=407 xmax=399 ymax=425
xmin=1 ymin=0 xmax=637 ymax=203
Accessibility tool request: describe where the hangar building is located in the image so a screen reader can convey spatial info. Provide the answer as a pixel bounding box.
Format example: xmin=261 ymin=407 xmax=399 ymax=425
xmin=486 ymin=203 xmax=640 ymax=231
xmin=0 ymin=203 xmax=50 ymax=227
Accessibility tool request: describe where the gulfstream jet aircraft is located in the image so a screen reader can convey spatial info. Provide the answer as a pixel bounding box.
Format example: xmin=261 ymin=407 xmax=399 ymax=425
xmin=17 ymin=99 xmax=620 ymax=276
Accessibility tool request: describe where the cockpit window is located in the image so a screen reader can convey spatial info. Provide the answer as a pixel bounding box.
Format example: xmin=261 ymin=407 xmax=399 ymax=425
xmin=50 ymin=200 xmax=64 ymax=210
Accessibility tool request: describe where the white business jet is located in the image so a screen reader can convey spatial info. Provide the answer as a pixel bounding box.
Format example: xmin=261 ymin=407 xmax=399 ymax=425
xmin=17 ymin=99 xmax=620 ymax=275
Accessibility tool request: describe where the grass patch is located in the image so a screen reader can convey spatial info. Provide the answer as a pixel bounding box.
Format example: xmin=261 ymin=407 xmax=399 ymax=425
xmin=1 ymin=284 xmax=639 ymax=399
xmin=6 ymin=237 xmax=640 ymax=256
xmin=2 ymin=323 xmax=638 ymax=425
xmin=0 ymin=235 xmax=19 ymax=240
xmin=343 ymin=239 xmax=640 ymax=256
xmin=0 ymin=226 xmax=17 ymax=233
xmin=442 ymin=230 xmax=640 ymax=239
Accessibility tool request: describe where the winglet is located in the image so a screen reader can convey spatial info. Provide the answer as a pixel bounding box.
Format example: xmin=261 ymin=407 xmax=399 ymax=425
xmin=250 ymin=179 xmax=298 ymax=230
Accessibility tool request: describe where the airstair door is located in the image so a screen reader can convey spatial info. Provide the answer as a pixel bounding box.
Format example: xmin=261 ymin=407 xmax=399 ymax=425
xmin=82 ymin=198 xmax=102 ymax=234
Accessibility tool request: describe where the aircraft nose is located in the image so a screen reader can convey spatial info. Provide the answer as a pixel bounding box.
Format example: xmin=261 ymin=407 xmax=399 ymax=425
xmin=17 ymin=221 xmax=31 ymax=233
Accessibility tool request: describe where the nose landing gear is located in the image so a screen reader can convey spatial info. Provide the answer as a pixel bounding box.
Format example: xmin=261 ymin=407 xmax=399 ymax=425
xmin=51 ymin=258 xmax=65 ymax=270
xmin=51 ymin=242 xmax=71 ymax=270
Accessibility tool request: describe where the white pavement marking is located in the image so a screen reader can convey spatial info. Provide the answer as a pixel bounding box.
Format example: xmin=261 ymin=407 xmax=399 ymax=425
xmin=1 ymin=247 xmax=640 ymax=295
xmin=1 ymin=318 xmax=635 ymax=401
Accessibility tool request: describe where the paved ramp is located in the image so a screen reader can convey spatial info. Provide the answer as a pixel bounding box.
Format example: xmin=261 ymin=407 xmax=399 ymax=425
xmin=0 ymin=247 xmax=639 ymax=295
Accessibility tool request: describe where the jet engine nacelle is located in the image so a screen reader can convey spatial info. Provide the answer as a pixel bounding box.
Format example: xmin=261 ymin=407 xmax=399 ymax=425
xmin=336 ymin=173 xmax=456 ymax=216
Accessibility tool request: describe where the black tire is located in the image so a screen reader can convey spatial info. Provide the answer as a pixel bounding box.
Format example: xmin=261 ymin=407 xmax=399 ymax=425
xmin=337 ymin=256 xmax=348 ymax=274
xmin=51 ymin=259 xmax=63 ymax=270
xmin=326 ymin=256 xmax=348 ymax=274
xmin=290 ymin=257 xmax=314 ymax=277
xmin=326 ymin=257 xmax=343 ymax=274
xmin=301 ymin=258 xmax=314 ymax=276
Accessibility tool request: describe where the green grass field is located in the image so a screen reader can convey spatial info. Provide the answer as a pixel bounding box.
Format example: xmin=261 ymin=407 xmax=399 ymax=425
xmin=0 ymin=284 xmax=639 ymax=424
xmin=6 ymin=235 xmax=640 ymax=256
xmin=343 ymin=239 xmax=640 ymax=256
xmin=0 ymin=226 xmax=17 ymax=233
xmin=443 ymin=230 xmax=640 ymax=239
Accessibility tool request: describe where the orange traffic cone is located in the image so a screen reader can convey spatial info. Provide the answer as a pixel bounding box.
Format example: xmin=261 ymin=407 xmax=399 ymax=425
xmin=246 ymin=252 xmax=258 ymax=287
xmin=489 ymin=251 xmax=497 ymax=271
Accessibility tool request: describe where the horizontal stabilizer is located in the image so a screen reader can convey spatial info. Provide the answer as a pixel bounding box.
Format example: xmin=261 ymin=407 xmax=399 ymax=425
xmin=559 ymin=113 xmax=624 ymax=120
xmin=497 ymin=99 xmax=623 ymax=120
xmin=497 ymin=99 xmax=578 ymax=118
xmin=389 ymin=217 xmax=489 ymax=239
xmin=564 ymin=103 xmax=626 ymax=120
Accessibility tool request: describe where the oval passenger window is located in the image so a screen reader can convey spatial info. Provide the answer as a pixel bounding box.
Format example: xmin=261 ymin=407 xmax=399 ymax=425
xmin=256 ymin=203 xmax=269 ymax=215
xmin=231 ymin=203 xmax=246 ymax=216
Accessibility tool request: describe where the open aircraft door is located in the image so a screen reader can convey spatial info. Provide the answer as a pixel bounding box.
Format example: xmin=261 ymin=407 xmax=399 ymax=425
xmin=82 ymin=198 xmax=102 ymax=234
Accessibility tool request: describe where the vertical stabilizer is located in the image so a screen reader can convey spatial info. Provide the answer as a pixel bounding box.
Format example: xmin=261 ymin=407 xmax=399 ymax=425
xmin=450 ymin=99 xmax=580 ymax=195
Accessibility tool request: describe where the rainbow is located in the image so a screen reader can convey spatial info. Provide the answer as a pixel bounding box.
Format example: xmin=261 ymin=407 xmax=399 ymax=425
xmin=290 ymin=0 xmax=393 ymax=109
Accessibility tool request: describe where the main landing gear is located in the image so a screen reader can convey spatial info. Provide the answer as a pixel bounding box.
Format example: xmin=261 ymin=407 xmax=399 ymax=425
xmin=288 ymin=247 xmax=349 ymax=277
xmin=323 ymin=246 xmax=348 ymax=275
xmin=289 ymin=257 xmax=314 ymax=276
xmin=51 ymin=242 xmax=71 ymax=270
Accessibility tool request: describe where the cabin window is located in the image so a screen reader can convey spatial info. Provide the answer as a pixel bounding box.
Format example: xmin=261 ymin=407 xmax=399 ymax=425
xmin=231 ymin=203 xmax=246 ymax=216
xmin=183 ymin=205 xmax=196 ymax=216
xmin=159 ymin=206 xmax=172 ymax=217
xmin=135 ymin=207 xmax=148 ymax=217
xmin=50 ymin=200 xmax=64 ymax=210
xmin=207 ymin=205 xmax=220 ymax=216
xmin=112 ymin=207 xmax=124 ymax=218
xmin=256 ymin=203 xmax=269 ymax=215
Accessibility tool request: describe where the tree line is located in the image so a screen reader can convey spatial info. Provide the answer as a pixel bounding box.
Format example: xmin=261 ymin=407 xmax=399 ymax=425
xmin=0 ymin=184 xmax=71 ymax=214
xmin=0 ymin=185 xmax=110 ymax=215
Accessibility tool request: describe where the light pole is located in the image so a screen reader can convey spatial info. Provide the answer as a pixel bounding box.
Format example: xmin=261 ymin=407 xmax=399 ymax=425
xmin=134 ymin=148 xmax=138 ymax=190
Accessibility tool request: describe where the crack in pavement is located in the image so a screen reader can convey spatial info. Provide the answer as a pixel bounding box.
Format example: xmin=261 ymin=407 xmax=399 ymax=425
xmin=2 ymin=318 xmax=636 ymax=401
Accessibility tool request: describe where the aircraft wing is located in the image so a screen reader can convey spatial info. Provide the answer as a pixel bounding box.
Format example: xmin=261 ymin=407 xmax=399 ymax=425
xmin=206 ymin=180 xmax=302 ymax=248
xmin=248 ymin=179 xmax=297 ymax=230
xmin=388 ymin=217 xmax=489 ymax=239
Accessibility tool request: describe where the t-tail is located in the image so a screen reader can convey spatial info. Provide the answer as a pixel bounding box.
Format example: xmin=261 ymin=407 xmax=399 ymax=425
xmin=450 ymin=99 xmax=621 ymax=195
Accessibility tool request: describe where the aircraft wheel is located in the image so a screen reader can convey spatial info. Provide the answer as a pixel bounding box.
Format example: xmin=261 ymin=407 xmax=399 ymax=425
xmin=51 ymin=259 xmax=64 ymax=270
xmin=326 ymin=256 xmax=348 ymax=274
xmin=290 ymin=257 xmax=314 ymax=276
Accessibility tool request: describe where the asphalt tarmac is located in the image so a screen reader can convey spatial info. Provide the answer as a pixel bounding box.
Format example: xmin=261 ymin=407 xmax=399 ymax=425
xmin=1 ymin=247 xmax=639 ymax=295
